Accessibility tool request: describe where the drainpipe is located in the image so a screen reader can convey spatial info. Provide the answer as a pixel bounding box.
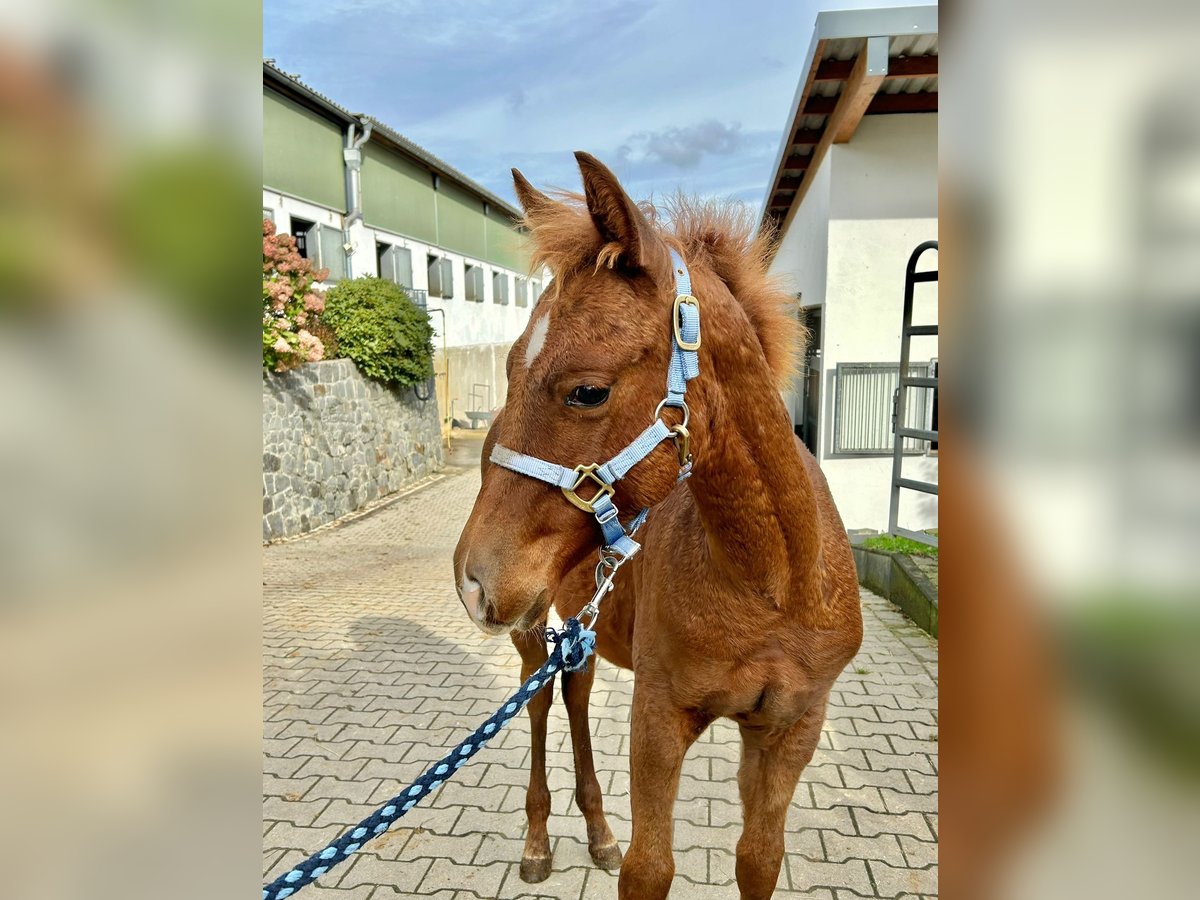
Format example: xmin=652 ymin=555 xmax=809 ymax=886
xmin=342 ymin=116 xmax=373 ymax=277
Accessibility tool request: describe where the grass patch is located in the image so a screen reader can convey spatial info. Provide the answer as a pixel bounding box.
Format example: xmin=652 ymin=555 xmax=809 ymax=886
xmin=860 ymin=534 xmax=938 ymax=559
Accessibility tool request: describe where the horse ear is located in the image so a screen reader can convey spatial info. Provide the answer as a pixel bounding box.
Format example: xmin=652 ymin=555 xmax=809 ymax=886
xmin=512 ymin=168 xmax=555 ymax=218
xmin=574 ymin=151 xmax=666 ymax=273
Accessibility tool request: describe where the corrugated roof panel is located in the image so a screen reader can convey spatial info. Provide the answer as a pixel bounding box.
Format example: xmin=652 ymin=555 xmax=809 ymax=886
xmin=877 ymin=75 xmax=939 ymax=95
xmin=889 ymin=33 xmax=938 ymax=56
xmin=824 ymin=37 xmax=863 ymax=60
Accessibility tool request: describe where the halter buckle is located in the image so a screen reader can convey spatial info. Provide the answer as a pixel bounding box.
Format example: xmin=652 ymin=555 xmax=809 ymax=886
xmin=673 ymin=294 xmax=701 ymax=351
xmin=562 ymin=463 xmax=615 ymax=513
xmin=669 ymin=424 xmax=691 ymax=468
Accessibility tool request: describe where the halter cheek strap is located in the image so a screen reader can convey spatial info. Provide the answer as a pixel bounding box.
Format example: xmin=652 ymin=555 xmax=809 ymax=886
xmin=489 ymin=248 xmax=701 ymax=563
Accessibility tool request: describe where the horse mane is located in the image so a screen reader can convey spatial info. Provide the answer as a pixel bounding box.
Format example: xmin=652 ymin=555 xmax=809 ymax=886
xmin=522 ymin=191 xmax=804 ymax=388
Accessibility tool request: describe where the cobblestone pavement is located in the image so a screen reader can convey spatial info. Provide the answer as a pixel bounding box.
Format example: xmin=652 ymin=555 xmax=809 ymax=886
xmin=264 ymin=440 xmax=939 ymax=899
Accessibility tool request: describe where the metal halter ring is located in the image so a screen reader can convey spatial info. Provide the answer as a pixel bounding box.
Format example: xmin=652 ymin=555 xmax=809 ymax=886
xmin=561 ymin=463 xmax=615 ymax=513
xmin=653 ymin=398 xmax=690 ymax=429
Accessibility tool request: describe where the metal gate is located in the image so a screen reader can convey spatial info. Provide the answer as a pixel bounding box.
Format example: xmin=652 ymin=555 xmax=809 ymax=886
xmin=887 ymin=241 xmax=939 ymax=547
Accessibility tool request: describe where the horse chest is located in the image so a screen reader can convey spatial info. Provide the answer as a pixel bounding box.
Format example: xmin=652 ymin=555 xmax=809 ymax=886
xmin=664 ymin=630 xmax=824 ymax=728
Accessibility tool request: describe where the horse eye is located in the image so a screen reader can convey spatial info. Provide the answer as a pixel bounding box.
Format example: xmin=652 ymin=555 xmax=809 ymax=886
xmin=565 ymin=385 xmax=611 ymax=408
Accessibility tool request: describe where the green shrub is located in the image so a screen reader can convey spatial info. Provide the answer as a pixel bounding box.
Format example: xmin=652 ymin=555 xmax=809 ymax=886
xmin=860 ymin=534 xmax=938 ymax=559
xmin=321 ymin=277 xmax=434 ymax=386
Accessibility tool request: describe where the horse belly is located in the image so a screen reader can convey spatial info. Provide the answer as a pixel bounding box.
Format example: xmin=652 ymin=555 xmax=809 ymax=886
xmin=594 ymin=610 xmax=634 ymax=670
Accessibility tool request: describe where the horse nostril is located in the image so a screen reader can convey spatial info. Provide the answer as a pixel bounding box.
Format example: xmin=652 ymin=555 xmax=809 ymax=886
xmin=461 ymin=575 xmax=484 ymax=620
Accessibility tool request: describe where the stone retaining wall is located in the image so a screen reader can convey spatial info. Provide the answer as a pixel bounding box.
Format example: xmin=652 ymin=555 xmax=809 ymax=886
xmin=263 ymin=359 xmax=443 ymax=540
xmin=851 ymin=545 xmax=939 ymax=637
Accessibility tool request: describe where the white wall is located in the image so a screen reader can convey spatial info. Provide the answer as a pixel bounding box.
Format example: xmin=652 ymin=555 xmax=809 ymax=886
xmin=770 ymin=114 xmax=939 ymax=534
xmin=768 ymin=159 xmax=831 ymax=426
xmin=263 ymin=190 xmax=343 ymax=241
xmin=822 ymin=114 xmax=938 ymax=533
xmin=263 ymin=189 xmax=539 ymax=351
xmin=821 ymin=218 xmax=938 ymax=533
xmin=363 ymin=223 xmax=539 ymax=349
xmin=770 ymin=155 xmax=832 ymax=310
xmin=829 ymin=114 xmax=938 ymax=221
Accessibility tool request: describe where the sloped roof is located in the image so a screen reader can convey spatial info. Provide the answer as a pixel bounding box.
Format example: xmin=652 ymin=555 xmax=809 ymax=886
xmin=759 ymin=5 xmax=938 ymax=236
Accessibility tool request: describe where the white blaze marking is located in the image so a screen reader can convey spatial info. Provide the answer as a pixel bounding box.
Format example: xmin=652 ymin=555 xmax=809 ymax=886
xmin=524 ymin=314 xmax=551 ymax=368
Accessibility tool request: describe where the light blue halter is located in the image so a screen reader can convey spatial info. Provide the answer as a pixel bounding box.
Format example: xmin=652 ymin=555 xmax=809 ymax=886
xmin=489 ymin=248 xmax=701 ymax=607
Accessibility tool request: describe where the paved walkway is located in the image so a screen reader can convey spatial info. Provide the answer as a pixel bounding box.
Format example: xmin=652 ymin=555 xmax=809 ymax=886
xmin=264 ymin=442 xmax=938 ymax=899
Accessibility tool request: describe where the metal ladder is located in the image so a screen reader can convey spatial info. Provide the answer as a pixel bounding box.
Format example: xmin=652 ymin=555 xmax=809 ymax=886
xmin=887 ymin=241 xmax=939 ymax=547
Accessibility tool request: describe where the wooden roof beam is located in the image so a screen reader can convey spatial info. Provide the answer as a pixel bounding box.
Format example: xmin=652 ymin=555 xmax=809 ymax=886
xmin=772 ymin=38 xmax=886 ymax=234
xmin=832 ymin=36 xmax=888 ymax=143
xmin=815 ymin=53 xmax=938 ymax=82
xmin=803 ymin=89 xmax=938 ymax=118
xmin=867 ymin=91 xmax=938 ymax=114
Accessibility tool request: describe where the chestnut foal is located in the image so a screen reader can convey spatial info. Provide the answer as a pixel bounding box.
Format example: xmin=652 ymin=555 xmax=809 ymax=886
xmin=453 ymin=153 xmax=862 ymax=899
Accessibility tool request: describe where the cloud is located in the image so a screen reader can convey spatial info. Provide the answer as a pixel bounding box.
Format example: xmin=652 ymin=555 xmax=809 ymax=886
xmin=617 ymin=120 xmax=743 ymax=170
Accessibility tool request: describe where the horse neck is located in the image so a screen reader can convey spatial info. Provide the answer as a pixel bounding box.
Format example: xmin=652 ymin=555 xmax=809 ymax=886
xmin=681 ymin=308 xmax=821 ymax=609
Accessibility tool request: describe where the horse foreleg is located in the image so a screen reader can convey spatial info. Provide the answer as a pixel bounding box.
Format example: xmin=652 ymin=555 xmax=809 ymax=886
xmin=512 ymin=626 xmax=554 ymax=883
xmin=734 ymin=699 xmax=827 ymax=900
xmin=618 ymin=675 xmax=712 ymax=900
xmin=562 ymin=663 xmax=622 ymax=870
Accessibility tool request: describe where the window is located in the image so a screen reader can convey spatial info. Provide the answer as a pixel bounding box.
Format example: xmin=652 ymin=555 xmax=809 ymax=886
xmin=378 ymin=243 xmax=413 ymax=288
xmin=514 ymin=277 xmax=528 ymax=308
xmin=464 ymin=263 xmax=485 ymax=302
xmin=428 ymin=255 xmax=454 ymax=299
xmin=531 ymin=279 xmax=541 ymax=302
xmin=493 ymin=271 xmax=510 ymax=305
xmin=263 ymin=207 xmax=275 ymax=224
xmin=290 ymin=216 xmax=315 ymax=259
xmin=832 ymin=362 xmax=931 ymax=455
xmin=288 ymin=217 xmax=346 ymax=283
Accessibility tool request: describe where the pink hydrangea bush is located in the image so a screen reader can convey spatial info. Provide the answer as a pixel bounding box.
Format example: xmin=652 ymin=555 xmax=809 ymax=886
xmin=263 ymin=219 xmax=330 ymax=373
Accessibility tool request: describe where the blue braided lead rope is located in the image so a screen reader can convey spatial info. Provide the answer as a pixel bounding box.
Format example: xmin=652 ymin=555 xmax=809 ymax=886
xmin=262 ymin=618 xmax=597 ymax=900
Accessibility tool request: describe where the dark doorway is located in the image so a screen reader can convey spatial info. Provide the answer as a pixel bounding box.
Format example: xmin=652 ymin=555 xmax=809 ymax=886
xmin=797 ymin=306 xmax=822 ymax=456
xmin=289 ymin=216 xmax=315 ymax=259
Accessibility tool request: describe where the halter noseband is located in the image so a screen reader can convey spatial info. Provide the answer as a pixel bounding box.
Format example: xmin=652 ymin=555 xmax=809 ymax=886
xmin=489 ymin=248 xmax=701 ymax=570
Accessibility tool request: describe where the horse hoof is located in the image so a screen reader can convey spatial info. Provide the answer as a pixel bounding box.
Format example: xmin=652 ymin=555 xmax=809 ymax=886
xmin=520 ymin=855 xmax=553 ymax=883
xmin=590 ymin=841 xmax=623 ymax=870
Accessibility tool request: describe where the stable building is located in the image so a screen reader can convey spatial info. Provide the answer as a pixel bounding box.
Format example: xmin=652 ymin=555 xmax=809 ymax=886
xmin=262 ymin=61 xmax=541 ymax=429
xmin=761 ymin=5 xmax=939 ymax=536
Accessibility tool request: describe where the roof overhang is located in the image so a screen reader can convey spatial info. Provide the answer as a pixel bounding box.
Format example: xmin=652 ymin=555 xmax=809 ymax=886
xmin=759 ymin=5 xmax=938 ymax=238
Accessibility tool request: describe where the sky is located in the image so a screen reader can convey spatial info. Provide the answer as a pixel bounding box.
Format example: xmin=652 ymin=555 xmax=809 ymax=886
xmin=263 ymin=1 xmax=897 ymax=215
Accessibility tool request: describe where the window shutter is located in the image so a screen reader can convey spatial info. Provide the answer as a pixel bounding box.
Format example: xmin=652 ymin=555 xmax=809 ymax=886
xmin=317 ymin=225 xmax=346 ymax=282
xmin=382 ymin=246 xmax=413 ymax=288
xmin=394 ymin=248 xmax=413 ymax=288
